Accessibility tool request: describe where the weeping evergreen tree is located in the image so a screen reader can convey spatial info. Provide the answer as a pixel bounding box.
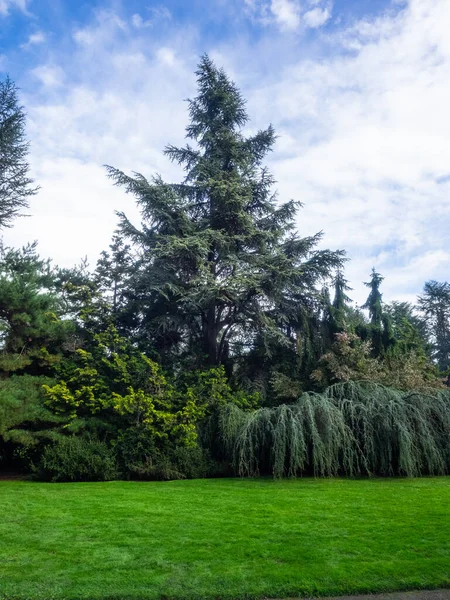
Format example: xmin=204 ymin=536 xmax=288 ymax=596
xmin=106 ymin=56 xmax=343 ymax=369
xmin=362 ymin=268 xmax=383 ymax=327
xmin=218 ymin=382 xmax=450 ymax=478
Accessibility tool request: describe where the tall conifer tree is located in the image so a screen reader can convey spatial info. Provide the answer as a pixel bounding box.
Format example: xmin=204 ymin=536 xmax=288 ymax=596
xmin=0 ymin=77 xmax=38 ymax=228
xmin=107 ymin=56 xmax=343 ymax=368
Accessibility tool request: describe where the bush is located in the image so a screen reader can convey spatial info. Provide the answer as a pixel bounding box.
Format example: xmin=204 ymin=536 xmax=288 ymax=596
xmin=35 ymin=436 xmax=118 ymax=482
xmin=115 ymin=426 xmax=214 ymax=480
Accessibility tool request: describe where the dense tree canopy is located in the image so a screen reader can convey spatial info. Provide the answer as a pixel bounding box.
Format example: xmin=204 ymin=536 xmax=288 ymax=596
xmin=0 ymin=62 xmax=448 ymax=481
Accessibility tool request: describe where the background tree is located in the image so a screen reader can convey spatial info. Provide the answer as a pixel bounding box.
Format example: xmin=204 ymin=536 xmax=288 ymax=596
xmin=418 ymin=281 xmax=450 ymax=372
xmin=360 ymin=268 xmax=395 ymax=356
xmin=0 ymin=242 xmax=73 ymax=375
xmin=0 ymin=76 xmax=38 ymax=228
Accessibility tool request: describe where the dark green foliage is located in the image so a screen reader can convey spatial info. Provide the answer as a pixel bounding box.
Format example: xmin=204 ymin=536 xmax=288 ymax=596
xmin=35 ymin=436 xmax=118 ymax=482
xmin=0 ymin=76 xmax=38 ymax=228
xmin=0 ymin=242 xmax=73 ymax=375
xmin=0 ymin=374 xmax=62 ymax=471
xmin=418 ymin=280 xmax=450 ymax=372
xmin=218 ymin=381 xmax=450 ymax=478
xmin=362 ymin=268 xmax=384 ymax=326
xmin=385 ymin=301 xmax=429 ymax=356
xmin=106 ymin=55 xmax=343 ymax=370
xmin=115 ymin=427 xmax=212 ymax=480
xmin=359 ymin=268 xmax=395 ymax=357
xmin=329 ymin=269 xmax=353 ymax=333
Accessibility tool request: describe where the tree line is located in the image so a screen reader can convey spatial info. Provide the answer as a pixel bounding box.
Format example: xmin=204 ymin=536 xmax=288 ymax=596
xmin=1 ymin=57 xmax=449 ymax=481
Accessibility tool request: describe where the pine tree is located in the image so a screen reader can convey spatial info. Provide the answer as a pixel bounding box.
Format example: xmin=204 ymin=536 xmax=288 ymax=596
xmin=106 ymin=56 xmax=344 ymax=368
xmin=0 ymin=242 xmax=72 ymax=374
xmin=0 ymin=77 xmax=38 ymax=228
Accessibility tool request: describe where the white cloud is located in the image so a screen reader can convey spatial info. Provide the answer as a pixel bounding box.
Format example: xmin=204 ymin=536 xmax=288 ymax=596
xmin=32 ymin=65 xmax=65 ymax=87
xmin=0 ymin=0 xmax=28 ymax=17
xmin=303 ymin=6 xmax=331 ymax=28
xmin=270 ymin=0 xmax=301 ymax=30
xmin=73 ymin=11 xmax=127 ymax=46
xmin=131 ymin=13 xmax=152 ymax=29
xmin=21 ymin=30 xmax=46 ymax=49
xmin=244 ymin=0 xmax=332 ymax=31
xmin=156 ymin=47 xmax=176 ymax=67
xmin=131 ymin=6 xmax=171 ymax=29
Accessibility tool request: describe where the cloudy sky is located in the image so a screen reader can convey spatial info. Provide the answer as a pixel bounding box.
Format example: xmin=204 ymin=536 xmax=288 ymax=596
xmin=1 ymin=0 xmax=449 ymax=305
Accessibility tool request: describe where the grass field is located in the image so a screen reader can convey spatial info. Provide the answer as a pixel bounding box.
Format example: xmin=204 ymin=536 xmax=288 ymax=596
xmin=0 ymin=477 xmax=449 ymax=600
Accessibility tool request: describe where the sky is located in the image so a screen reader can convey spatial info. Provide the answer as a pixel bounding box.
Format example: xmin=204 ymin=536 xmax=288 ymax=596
xmin=0 ymin=0 xmax=449 ymax=306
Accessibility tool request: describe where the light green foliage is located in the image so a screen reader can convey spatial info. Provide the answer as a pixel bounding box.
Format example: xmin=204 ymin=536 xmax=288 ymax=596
xmin=42 ymin=328 xmax=256 ymax=463
xmin=42 ymin=326 xmax=204 ymax=448
xmin=218 ymin=381 xmax=450 ymax=478
xmin=182 ymin=366 xmax=260 ymax=411
xmin=311 ymin=332 xmax=381 ymax=387
xmin=312 ymin=331 xmax=443 ymax=392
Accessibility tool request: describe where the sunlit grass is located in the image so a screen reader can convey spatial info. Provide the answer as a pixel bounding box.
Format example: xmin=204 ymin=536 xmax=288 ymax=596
xmin=1 ymin=477 xmax=449 ymax=599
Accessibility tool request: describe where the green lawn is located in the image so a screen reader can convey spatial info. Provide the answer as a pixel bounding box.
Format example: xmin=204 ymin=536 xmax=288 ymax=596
xmin=0 ymin=478 xmax=449 ymax=600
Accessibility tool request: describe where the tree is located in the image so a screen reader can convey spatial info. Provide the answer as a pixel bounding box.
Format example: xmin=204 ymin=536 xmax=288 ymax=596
xmin=0 ymin=76 xmax=38 ymax=228
xmin=106 ymin=55 xmax=343 ymax=370
xmin=418 ymin=281 xmax=450 ymax=372
xmin=384 ymin=301 xmax=428 ymax=356
xmin=360 ymin=268 xmax=394 ymax=356
xmin=328 ymin=269 xmax=353 ymax=334
xmin=362 ymin=268 xmax=384 ymax=326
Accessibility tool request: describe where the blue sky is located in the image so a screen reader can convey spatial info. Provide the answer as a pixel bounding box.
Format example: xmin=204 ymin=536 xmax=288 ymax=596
xmin=1 ymin=0 xmax=449 ymax=305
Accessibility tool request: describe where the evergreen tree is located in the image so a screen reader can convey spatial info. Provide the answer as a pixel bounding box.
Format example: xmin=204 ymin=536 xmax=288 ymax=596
xmin=329 ymin=269 xmax=352 ymax=334
xmin=0 ymin=77 xmax=38 ymax=228
xmin=418 ymin=281 xmax=450 ymax=372
xmin=106 ymin=56 xmax=343 ymax=369
xmin=361 ymin=268 xmax=394 ymax=356
xmin=95 ymin=233 xmax=136 ymax=332
xmin=0 ymin=242 xmax=73 ymax=374
xmin=362 ymin=268 xmax=384 ymax=326
xmin=384 ymin=301 xmax=428 ymax=356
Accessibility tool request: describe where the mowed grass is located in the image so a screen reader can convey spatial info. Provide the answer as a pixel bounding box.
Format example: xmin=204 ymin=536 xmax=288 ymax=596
xmin=1 ymin=478 xmax=450 ymax=600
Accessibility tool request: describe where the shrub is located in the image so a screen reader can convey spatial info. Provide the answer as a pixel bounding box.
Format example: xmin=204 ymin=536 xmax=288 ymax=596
xmin=35 ymin=436 xmax=118 ymax=482
xmin=115 ymin=426 xmax=213 ymax=480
